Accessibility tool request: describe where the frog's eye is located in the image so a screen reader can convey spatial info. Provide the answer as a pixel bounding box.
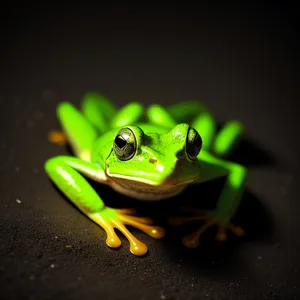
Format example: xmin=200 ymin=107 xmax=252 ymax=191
xmin=186 ymin=127 xmax=202 ymax=161
xmin=113 ymin=127 xmax=137 ymax=161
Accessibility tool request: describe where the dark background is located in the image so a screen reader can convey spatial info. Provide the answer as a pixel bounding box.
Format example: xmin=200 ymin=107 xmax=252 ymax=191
xmin=1 ymin=2 xmax=300 ymax=300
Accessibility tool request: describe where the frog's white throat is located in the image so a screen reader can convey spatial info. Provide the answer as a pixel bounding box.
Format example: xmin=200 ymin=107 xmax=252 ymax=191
xmin=108 ymin=177 xmax=187 ymax=201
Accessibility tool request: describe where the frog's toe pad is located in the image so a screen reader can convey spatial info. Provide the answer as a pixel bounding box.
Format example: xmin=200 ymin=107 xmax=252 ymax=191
xmin=48 ymin=130 xmax=67 ymax=146
xmin=215 ymin=227 xmax=228 ymax=242
xmin=230 ymin=225 xmax=245 ymax=237
xmin=182 ymin=232 xmax=200 ymax=248
xmin=106 ymin=234 xmax=122 ymax=248
xmin=215 ymin=223 xmax=245 ymax=242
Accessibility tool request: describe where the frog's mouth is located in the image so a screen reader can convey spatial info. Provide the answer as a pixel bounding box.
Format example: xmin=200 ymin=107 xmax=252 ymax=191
xmin=108 ymin=177 xmax=189 ymax=201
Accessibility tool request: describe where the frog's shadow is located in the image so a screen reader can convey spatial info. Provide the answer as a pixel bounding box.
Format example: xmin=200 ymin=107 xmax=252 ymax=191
xmin=153 ymin=184 xmax=273 ymax=271
xmin=55 ymin=135 xmax=275 ymax=270
xmin=156 ymin=136 xmax=275 ymax=269
xmin=223 ymin=135 xmax=277 ymax=167
xmin=53 ymin=181 xmax=273 ymax=272
xmin=86 ymin=179 xmax=273 ymax=269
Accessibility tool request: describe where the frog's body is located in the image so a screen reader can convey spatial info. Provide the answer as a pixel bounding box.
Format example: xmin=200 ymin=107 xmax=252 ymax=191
xmin=45 ymin=93 xmax=247 ymax=256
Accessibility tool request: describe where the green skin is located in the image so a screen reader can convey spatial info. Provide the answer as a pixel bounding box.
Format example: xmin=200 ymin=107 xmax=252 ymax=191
xmin=45 ymin=93 xmax=247 ymax=256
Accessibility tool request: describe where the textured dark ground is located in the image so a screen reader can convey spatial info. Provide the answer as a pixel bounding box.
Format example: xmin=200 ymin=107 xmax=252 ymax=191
xmin=1 ymin=3 xmax=300 ymax=300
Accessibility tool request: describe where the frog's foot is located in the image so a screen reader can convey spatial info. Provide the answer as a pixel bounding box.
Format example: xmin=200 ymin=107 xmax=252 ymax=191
xmin=169 ymin=209 xmax=244 ymax=248
xmin=48 ymin=130 xmax=67 ymax=146
xmin=89 ymin=207 xmax=165 ymax=256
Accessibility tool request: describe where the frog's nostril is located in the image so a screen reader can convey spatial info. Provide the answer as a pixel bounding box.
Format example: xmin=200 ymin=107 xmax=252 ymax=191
xmin=149 ymin=157 xmax=158 ymax=164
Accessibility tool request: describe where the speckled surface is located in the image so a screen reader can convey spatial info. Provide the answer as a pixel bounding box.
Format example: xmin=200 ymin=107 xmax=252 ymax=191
xmin=1 ymin=3 xmax=300 ymax=300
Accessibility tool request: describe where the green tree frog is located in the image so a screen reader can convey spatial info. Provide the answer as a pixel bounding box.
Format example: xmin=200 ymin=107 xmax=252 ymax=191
xmin=45 ymin=93 xmax=247 ymax=256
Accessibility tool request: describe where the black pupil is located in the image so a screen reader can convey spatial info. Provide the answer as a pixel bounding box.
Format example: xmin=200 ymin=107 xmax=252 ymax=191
xmin=115 ymin=135 xmax=126 ymax=148
xmin=194 ymin=135 xmax=202 ymax=148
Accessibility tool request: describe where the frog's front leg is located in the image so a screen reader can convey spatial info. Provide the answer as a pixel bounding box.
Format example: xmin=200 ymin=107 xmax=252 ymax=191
xmin=171 ymin=151 xmax=247 ymax=248
xmin=45 ymin=156 xmax=165 ymax=256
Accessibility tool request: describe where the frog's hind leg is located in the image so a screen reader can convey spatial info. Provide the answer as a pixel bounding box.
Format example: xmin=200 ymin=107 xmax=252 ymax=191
xmin=110 ymin=102 xmax=144 ymax=128
xmin=167 ymin=100 xmax=211 ymax=123
xmin=146 ymin=99 xmax=212 ymax=128
xmin=167 ymin=100 xmax=217 ymax=151
xmin=147 ymin=104 xmax=177 ymax=128
xmin=211 ymin=120 xmax=244 ymax=158
xmin=56 ymin=102 xmax=98 ymax=161
xmin=48 ymin=93 xmax=113 ymax=147
xmin=83 ymin=92 xmax=145 ymax=129
xmin=81 ymin=92 xmax=118 ymax=134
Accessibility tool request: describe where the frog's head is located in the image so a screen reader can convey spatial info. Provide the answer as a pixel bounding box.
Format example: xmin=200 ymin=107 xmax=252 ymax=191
xmin=105 ymin=124 xmax=202 ymax=198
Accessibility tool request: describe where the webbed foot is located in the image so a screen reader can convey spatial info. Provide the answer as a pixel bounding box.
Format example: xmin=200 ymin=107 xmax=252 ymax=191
xmin=169 ymin=208 xmax=244 ymax=248
xmin=89 ymin=207 xmax=165 ymax=256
